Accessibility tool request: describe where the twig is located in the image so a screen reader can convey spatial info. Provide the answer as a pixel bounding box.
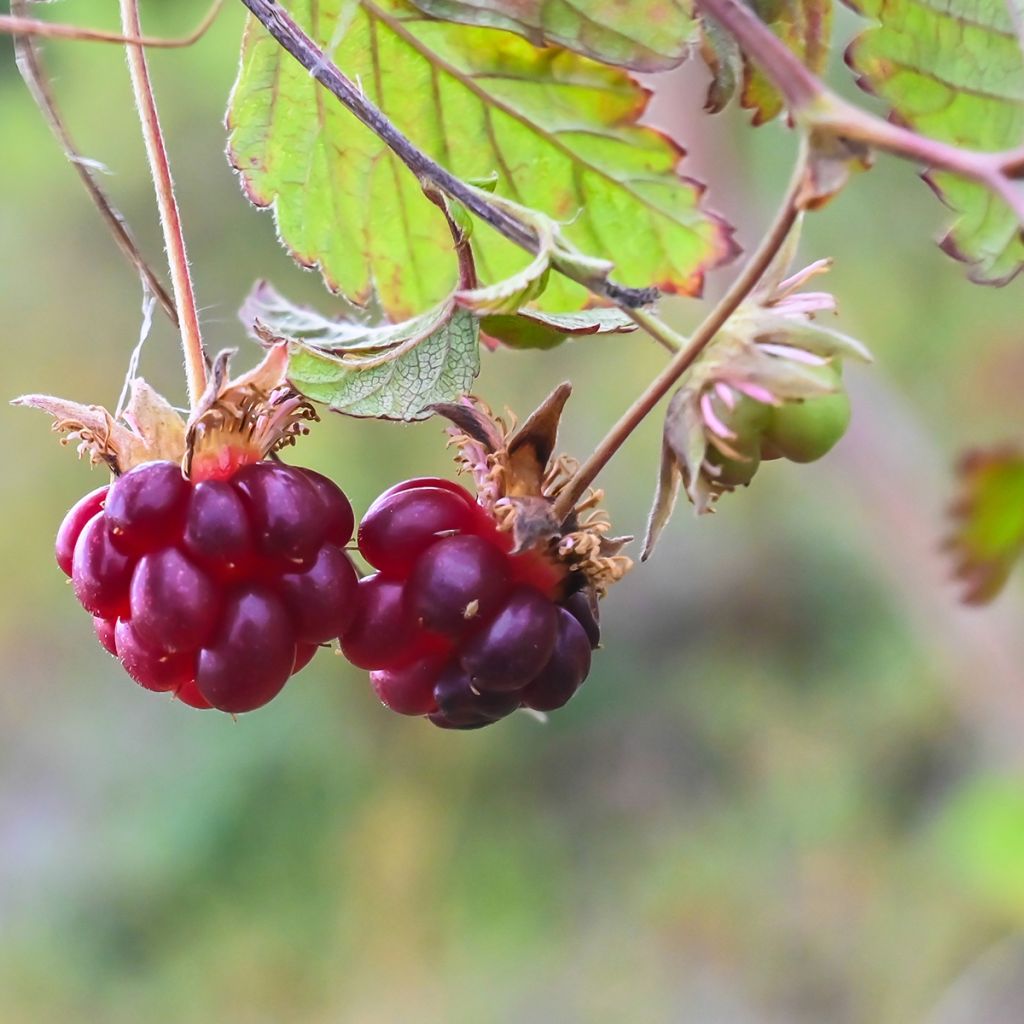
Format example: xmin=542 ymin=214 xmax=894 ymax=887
xmin=120 ymin=0 xmax=207 ymax=407
xmin=551 ymin=149 xmax=810 ymax=522
xmin=236 ymin=0 xmax=657 ymax=309
xmin=695 ymin=0 xmax=1024 ymax=227
xmin=11 ymin=0 xmax=177 ymax=325
xmin=1 ymin=1 xmax=224 ymax=49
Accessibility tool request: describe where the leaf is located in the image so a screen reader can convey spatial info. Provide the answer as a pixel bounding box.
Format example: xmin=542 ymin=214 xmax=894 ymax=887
xmin=407 ymin=0 xmax=695 ymax=72
xmin=845 ymin=0 xmax=1024 ymax=283
xmin=946 ymin=446 xmax=1024 ymax=604
xmin=285 ymin=303 xmax=481 ymax=421
xmin=698 ymin=0 xmax=832 ymax=124
xmin=480 ymin=307 xmax=638 ymax=349
xmin=227 ymin=0 xmax=735 ymax=320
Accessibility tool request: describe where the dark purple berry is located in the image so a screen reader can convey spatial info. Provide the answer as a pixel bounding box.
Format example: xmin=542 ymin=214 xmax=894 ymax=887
xmin=432 ymin=663 xmax=522 ymax=725
xmin=298 ymin=468 xmax=355 ymax=546
xmin=182 ymin=480 xmax=255 ymax=578
xmin=522 ymin=608 xmax=592 ymax=712
xmin=277 ymin=544 xmax=359 ymax=644
xmin=340 ymin=574 xmax=440 ymax=670
xmin=129 ymin=547 xmax=220 ymax=653
xmin=407 ymin=534 xmax=510 ymax=637
xmin=460 ymin=586 xmax=558 ymax=692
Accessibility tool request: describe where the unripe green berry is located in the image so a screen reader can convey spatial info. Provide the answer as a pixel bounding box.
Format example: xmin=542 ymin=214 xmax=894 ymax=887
xmin=706 ymin=444 xmax=761 ymax=487
xmin=765 ymin=390 xmax=851 ymax=463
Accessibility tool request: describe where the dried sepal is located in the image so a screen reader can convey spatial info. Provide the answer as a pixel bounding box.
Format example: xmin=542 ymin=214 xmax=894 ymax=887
xmin=432 ymin=384 xmax=633 ymax=596
xmin=15 ymin=343 xmax=316 ymax=482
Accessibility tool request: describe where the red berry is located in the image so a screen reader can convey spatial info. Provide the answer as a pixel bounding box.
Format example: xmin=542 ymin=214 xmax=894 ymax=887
xmin=114 ymin=618 xmax=194 ymax=692
xmin=233 ymin=462 xmax=327 ymax=565
xmin=182 ymin=480 xmax=255 ymax=578
xmin=407 ymin=534 xmax=510 ymax=637
xmin=105 ymin=462 xmax=190 ymax=555
xmin=359 ymin=486 xmax=481 ymax=575
xmin=298 ymin=468 xmax=355 ymax=546
xmin=340 ymin=574 xmax=441 ymax=670
xmin=56 ymin=485 xmax=108 ymax=577
xmin=72 ymin=513 xmax=134 ymax=619
xmin=195 ymin=586 xmax=295 ymax=713
xmin=60 ymin=459 xmax=360 ymax=714
xmin=129 ymin=547 xmax=220 ymax=653
xmin=370 ymin=654 xmax=447 ymax=716
xmin=93 ymin=616 xmax=117 ymax=656
xmin=377 ymin=477 xmax=475 ymax=506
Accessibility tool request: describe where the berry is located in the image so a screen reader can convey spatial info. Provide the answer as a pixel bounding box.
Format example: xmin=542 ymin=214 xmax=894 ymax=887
xmin=460 ymin=586 xmax=558 ymax=692
xmin=765 ymin=390 xmax=851 ymax=463
xmin=407 ymin=534 xmax=510 ymax=637
xmin=347 ymin=477 xmax=600 ymax=730
xmin=359 ymin=485 xmax=480 ymax=575
xmin=56 ymin=486 xmax=108 ymax=577
xmin=59 ymin=459 xmax=360 ymax=713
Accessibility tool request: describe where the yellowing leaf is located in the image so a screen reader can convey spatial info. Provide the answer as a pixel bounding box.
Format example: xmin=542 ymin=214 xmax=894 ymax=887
xmin=408 ymin=0 xmax=694 ymax=71
xmin=947 ymin=446 xmax=1024 ymax=603
xmin=227 ymin=0 xmax=735 ymax=320
xmin=846 ymin=0 xmax=1024 ymax=283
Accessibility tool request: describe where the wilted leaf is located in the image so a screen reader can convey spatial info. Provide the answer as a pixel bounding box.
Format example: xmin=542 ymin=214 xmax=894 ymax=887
xmin=285 ymin=303 xmax=480 ymax=421
xmin=947 ymin=446 xmax=1024 ymax=604
xmin=845 ymin=0 xmax=1024 ymax=283
xmin=480 ymin=307 xmax=638 ymax=349
xmin=228 ymin=0 xmax=735 ymax=319
xmin=409 ymin=0 xmax=694 ymax=71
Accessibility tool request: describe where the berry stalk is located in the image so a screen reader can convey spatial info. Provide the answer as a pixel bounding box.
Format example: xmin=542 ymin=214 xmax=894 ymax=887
xmin=550 ymin=147 xmax=811 ymax=524
xmin=119 ymin=0 xmax=207 ymax=408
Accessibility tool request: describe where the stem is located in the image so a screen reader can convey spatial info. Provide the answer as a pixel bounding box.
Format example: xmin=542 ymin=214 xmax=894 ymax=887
xmin=550 ymin=151 xmax=809 ymax=523
xmin=236 ymin=0 xmax=656 ymax=309
xmin=1 ymin=1 xmax=224 ymax=49
xmin=695 ymin=0 xmax=1024 ymax=227
xmin=11 ymin=0 xmax=177 ymax=325
xmin=120 ymin=0 xmax=207 ymax=407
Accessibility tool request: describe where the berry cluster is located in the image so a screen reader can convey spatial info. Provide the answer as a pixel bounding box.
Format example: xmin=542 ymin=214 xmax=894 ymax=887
xmin=341 ymin=478 xmax=599 ymax=729
xmin=57 ymin=460 xmax=358 ymax=712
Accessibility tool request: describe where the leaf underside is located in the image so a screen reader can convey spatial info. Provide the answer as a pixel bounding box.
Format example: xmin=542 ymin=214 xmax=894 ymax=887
xmin=947 ymin=446 xmax=1024 ymax=604
xmin=227 ymin=0 xmax=735 ymax=320
xmin=407 ymin=0 xmax=694 ymax=72
xmin=845 ymin=0 xmax=1024 ymax=283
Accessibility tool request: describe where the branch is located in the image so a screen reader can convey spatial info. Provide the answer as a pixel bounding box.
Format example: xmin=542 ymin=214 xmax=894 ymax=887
xmin=696 ymin=0 xmax=1024 ymax=228
xmin=120 ymin=0 xmax=207 ymax=407
xmin=11 ymin=0 xmax=177 ymax=325
xmin=236 ymin=0 xmax=657 ymax=309
xmin=550 ymin=148 xmax=810 ymax=522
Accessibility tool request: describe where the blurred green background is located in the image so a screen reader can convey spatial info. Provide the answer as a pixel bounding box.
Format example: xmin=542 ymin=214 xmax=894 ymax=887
xmin=3 ymin=3 xmax=1024 ymax=1021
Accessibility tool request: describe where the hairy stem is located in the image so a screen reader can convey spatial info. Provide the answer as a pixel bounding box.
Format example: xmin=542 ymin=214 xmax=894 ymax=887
xmin=1 ymin=1 xmax=224 ymax=49
xmin=236 ymin=0 xmax=656 ymax=309
xmin=550 ymin=151 xmax=809 ymax=523
xmin=696 ymin=0 xmax=1024 ymax=226
xmin=11 ymin=0 xmax=177 ymax=325
xmin=120 ymin=0 xmax=207 ymax=407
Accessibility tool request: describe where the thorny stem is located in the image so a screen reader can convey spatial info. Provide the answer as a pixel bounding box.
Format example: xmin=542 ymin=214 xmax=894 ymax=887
xmin=550 ymin=150 xmax=810 ymax=523
xmin=120 ymin=0 xmax=207 ymax=407
xmin=696 ymin=0 xmax=1024 ymax=226
xmin=236 ymin=0 xmax=657 ymax=309
xmin=1 ymin=1 xmax=224 ymax=49
xmin=11 ymin=0 xmax=177 ymax=325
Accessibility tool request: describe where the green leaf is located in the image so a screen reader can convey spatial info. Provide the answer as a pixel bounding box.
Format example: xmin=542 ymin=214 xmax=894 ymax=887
xmin=227 ymin=0 xmax=735 ymax=319
xmin=407 ymin=0 xmax=694 ymax=71
xmin=846 ymin=0 xmax=1024 ymax=283
xmin=698 ymin=0 xmax=832 ymax=124
xmin=480 ymin=307 xmax=638 ymax=349
xmin=287 ymin=304 xmax=480 ymax=420
xmin=246 ymin=282 xmax=481 ymax=420
xmin=946 ymin=446 xmax=1024 ymax=603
